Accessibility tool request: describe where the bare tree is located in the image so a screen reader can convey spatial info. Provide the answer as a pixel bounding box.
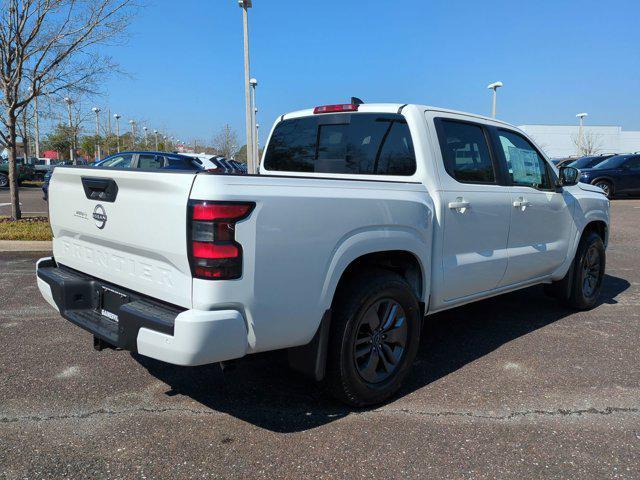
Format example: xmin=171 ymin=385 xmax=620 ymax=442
xmin=571 ymin=131 xmax=603 ymax=156
xmin=0 ymin=0 xmax=135 ymax=220
xmin=213 ymin=124 xmax=239 ymax=159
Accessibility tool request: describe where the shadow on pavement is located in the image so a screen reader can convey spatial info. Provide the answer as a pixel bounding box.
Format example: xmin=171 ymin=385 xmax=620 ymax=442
xmin=136 ymin=273 xmax=629 ymax=433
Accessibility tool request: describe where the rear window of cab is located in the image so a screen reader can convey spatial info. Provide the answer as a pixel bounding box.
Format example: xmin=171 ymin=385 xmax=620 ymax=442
xmin=263 ymin=113 xmax=417 ymax=176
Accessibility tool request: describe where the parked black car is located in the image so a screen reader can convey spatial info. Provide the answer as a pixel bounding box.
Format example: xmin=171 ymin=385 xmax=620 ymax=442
xmin=578 ymin=154 xmax=640 ymax=198
xmin=42 ymin=169 xmax=52 ymax=201
xmin=567 ymin=154 xmax=617 ymax=170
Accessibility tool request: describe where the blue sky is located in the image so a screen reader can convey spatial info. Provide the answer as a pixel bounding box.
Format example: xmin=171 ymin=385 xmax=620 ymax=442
xmin=102 ymin=0 xmax=640 ymax=146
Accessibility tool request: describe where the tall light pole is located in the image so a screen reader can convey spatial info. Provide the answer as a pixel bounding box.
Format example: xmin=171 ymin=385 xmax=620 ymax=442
xmin=256 ymin=123 xmax=260 ymax=163
xmin=576 ymin=113 xmax=588 ymax=155
xmin=30 ymin=87 xmax=40 ymax=158
xmin=143 ymin=126 xmax=149 ymax=149
xmin=129 ymin=120 xmax=136 ymax=149
xmin=92 ymin=107 xmax=101 ymax=162
xmin=64 ymin=97 xmax=76 ymax=163
xmin=250 ymin=77 xmax=258 ymax=166
xmin=154 ymin=130 xmax=159 ymax=151
xmin=239 ymin=0 xmax=255 ymax=173
xmin=107 ymin=109 xmax=112 ymax=155
xmin=487 ymin=81 xmax=503 ymax=118
xmin=114 ymin=114 xmax=121 ymax=152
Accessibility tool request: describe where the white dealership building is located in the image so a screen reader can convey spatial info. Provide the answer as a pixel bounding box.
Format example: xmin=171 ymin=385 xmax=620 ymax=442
xmin=518 ymin=124 xmax=640 ymax=159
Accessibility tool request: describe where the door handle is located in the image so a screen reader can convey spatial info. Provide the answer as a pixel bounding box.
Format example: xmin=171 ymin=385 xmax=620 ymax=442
xmin=513 ymin=198 xmax=532 ymax=210
xmin=81 ymin=177 xmax=119 ymax=202
xmin=448 ymin=198 xmax=471 ymax=213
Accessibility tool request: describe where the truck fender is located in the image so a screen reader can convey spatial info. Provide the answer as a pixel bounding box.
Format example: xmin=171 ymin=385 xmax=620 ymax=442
xmin=551 ymin=208 xmax=609 ymax=281
xmin=320 ymin=227 xmax=431 ymax=313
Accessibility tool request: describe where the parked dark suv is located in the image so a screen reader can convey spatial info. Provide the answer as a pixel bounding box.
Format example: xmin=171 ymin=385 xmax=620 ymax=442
xmin=567 ymin=154 xmax=617 ymax=171
xmin=578 ymin=154 xmax=640 ymax=198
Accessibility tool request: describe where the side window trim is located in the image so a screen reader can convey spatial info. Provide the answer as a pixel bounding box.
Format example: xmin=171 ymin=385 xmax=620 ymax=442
xmin=433 ymin=117 xmax=504 ymax=186
xmin=494 ymin=128 xmax=557 ymax=192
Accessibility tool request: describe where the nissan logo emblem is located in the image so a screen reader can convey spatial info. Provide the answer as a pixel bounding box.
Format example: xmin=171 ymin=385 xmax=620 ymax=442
xmin=93 ymin=204 xmax=107 ymax=229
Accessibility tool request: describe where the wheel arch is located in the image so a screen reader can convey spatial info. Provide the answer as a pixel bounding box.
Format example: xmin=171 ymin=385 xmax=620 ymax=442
xmin=582 ymin=219 xmax=608 ymax=247
xmin=333 ymin=250 xmax=425 ymax=307
xmin=319 ymin=228 xmax=431 ymax=314
xmin=590 ymin=176 xmax=615 ymax=194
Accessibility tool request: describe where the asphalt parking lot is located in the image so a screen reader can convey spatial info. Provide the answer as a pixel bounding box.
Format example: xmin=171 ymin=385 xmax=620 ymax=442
xmin=0 ymin=186 xmax=48 ymax=216
xmin=1 ymin=200 xmax=639 ymax=479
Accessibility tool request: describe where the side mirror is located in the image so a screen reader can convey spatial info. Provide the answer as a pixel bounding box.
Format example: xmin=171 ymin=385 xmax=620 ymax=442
xmin=559 ymin=166 xmax=579 ymax=186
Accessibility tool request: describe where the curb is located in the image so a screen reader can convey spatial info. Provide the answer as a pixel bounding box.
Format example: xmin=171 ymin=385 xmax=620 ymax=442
xmin=0 ymin=240 xmax=52 ymax=252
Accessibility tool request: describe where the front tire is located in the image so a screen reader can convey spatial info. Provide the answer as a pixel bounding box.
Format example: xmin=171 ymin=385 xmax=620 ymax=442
xmin=325 ymin=269 xmax=421 ymax=406
xmin=548 ymin=231 xmax=605 ymax=310
xmin=0 ymin=173 xmax=8 ymax=188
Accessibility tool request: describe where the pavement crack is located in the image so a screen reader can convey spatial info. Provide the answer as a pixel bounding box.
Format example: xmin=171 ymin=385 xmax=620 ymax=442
xmin=0 ymin=405 xmax=222 ymax=424
xmin=377 ymin=406 xmax=640 ymax=420
xmin=2 ymin=405 xmax=638 ymax=425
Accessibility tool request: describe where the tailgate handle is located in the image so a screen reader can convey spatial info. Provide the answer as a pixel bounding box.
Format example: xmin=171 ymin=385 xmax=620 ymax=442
xmin=81 ymin=177 xmax=119 ymax=203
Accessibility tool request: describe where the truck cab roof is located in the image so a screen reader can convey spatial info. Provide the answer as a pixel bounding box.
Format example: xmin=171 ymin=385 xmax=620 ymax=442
xmin=282 ymin=103 xmax=518 ymax=130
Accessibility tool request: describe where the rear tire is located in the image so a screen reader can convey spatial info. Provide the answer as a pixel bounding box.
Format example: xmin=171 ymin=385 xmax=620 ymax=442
xmin=548 ymin=231 xmax=605 ymax=310
xmin=325 ymin=269 xmax=421 ymax=406
xmin=0 ymin=173 xmax=8 ymax=188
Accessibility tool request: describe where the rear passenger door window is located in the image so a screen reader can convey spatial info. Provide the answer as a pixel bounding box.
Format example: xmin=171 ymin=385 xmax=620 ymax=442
xmin=136 ymin=154 xmax=163 ymax=170
xmin=101 ymin=154 xmax=133 ymax=168
xmin=624 ymin=157 xmax=640 ymax=170
xmin=436 ymin=120 xmax=496 ymax=184
xmin=497 ymin=130 xmax=552 ymax=190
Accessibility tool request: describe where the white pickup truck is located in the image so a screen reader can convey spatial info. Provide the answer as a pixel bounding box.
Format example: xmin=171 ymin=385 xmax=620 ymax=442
xmin=37 ymin=102 xmax=609 ymax=405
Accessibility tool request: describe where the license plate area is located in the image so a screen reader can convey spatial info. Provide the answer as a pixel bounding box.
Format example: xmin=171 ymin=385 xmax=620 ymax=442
xmin=100 ymin=286 xmax=129 ymax=322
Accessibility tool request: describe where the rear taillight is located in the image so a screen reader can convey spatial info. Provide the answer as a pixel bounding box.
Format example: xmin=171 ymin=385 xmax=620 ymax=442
xmin=188 ymin=200 xmax=255 ymax=280
xmin=313 ymin=104 xmax=359 ymax=114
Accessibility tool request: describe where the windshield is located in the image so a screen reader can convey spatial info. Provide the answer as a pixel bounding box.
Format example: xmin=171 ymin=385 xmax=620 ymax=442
xmin=592 ymin=156 xmax=626 ymax=170
xmin=568 ymin=156 xmax=611 ymax=169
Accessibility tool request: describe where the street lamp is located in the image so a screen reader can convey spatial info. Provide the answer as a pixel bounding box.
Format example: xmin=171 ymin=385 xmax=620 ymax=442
xmin=129 ymin=120 xmax=136 ymax=149
xmin=576 ymin=113 xmax=588 ymax=154
xmin=114 ymin=114 xmax=121 ymax=152
xmin=143 ymin=126 xmax=148 ymax=149
xmin=239 ymin=0 xmax=255 ymax=173
xmin=250 ymin=77 xmax=258 ymax=166
xmin=92 ymin=107 xmax=101 ymax=161
xmin=64 ymin=97 xmax=76 ymax=163
xmin=154 ymin=130 xmax=159 ymax=151
xmin=487 ymin=81 xmax=503 ymax=118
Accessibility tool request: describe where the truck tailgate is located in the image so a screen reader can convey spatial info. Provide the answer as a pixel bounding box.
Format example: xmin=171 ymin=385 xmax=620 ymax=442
xmin=48 ymin=167 xmax=197 ymax=308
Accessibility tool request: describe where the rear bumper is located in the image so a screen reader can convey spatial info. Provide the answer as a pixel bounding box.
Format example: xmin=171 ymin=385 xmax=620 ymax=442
xmin=36 ymin=257 xmax=248 ymax=366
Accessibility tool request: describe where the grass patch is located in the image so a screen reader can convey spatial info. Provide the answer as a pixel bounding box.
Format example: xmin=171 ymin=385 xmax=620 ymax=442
xmin=0 ymin=216 xmax=52 ymax=241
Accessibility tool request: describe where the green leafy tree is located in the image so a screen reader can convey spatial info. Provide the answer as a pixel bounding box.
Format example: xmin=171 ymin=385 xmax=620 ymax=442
xmin=80 ymin=135 xmax=102 ymax=160
xmin=42 ymin=124 xmax=74 ymax=159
